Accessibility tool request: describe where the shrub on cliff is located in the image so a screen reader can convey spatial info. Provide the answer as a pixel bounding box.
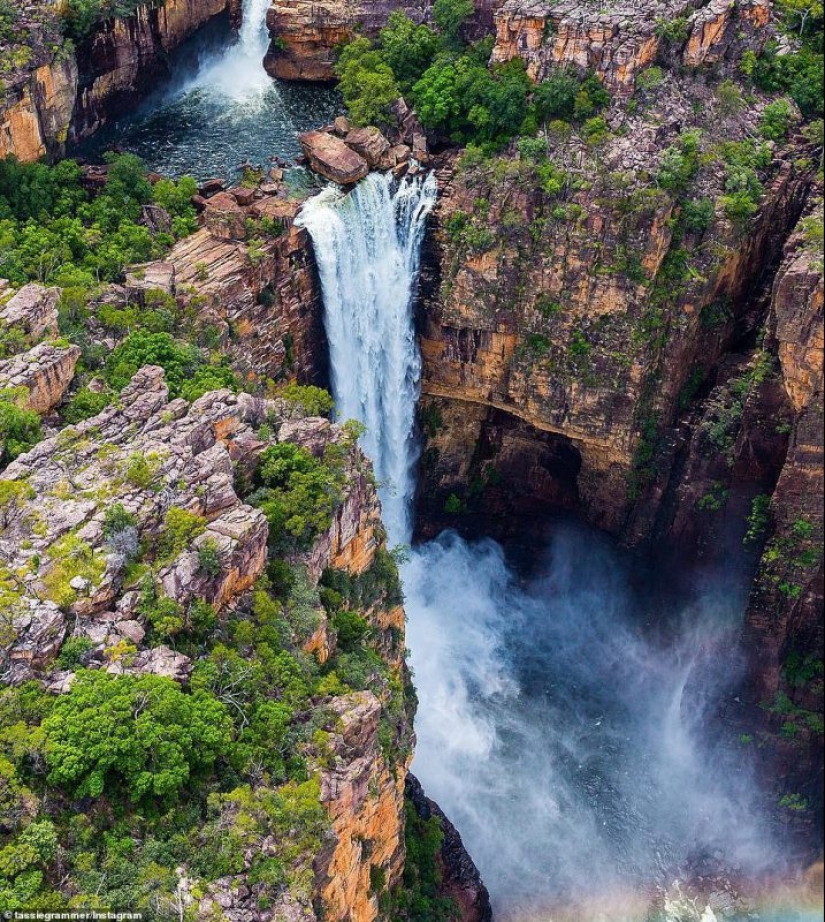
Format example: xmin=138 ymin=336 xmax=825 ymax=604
xmin=0 ymin=388 xmax=41 ymax=465
xmin=43 ymin=670 xmax=233 ymax=802
xmin=249 ymin=442 xmax=344 ymax=548
xmin=413 ymin=55 xmax=531 ymax=147
xmin=104 ymin=330 xmax=238 ymax=399
xmin=336 ymin=38 xmax=401 ymax=127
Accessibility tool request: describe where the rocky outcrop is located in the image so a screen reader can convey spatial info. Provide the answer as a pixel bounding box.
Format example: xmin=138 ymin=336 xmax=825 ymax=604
xmin=317 ymin=693 xmax=409 ymax=922
xmin=490 ymin=0 xmax=771 ymax=93
xmin=0 ymin=360 xmax=417 ymax=919
xmin=154 ymin=181 xmax=328 ymax=386
xmin=0 ymin=342 xmax=81 ymax=415
xmin=264 ymin=0 xmax=431 ymax=81
xmin=415 ymin=76 xmax=810 ymax=542
xmin=0 ymin=284 xmax=60 ymax=342
xmin=406 ymin=775 xmax=493 ymax=922
xmin=300 ymin=131 xmax=371 ymax=185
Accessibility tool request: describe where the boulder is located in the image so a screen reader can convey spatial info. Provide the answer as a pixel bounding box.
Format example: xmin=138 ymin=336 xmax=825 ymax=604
xmin=0 ymin=284 xmax=60 ymax=340
xmin=299 ymin=131 xmax=369 ymax=185
xmin=0 ymin=342 xmax=81 ymax=414
xmin=204 ymin=192 xmax=248 ymax=240
xmin=344 ymin=126 xmax=391 ymax=168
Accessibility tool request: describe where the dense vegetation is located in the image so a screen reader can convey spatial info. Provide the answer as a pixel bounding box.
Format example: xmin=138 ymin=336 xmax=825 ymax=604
xmin=336 ymin=0 xmax=609 ymax=150
xmin=0 ymin=471 xmax=410 ymax=912
xmin=0 ymin=154 xmax=197 ymax=289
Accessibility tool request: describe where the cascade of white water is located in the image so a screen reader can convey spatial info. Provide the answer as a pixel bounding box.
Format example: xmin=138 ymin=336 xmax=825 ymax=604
xmin=296 ymin=171 xmax=438 ymax=545
xmin=190 ymin=0 xmax=273 ymax=99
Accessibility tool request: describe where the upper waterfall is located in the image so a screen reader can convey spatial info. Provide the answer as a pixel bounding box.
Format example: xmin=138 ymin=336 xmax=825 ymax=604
xmin=296 ymin=171 xmax=438 ymax=545
xmin=189 ymin=0 xmax=273 ymax=100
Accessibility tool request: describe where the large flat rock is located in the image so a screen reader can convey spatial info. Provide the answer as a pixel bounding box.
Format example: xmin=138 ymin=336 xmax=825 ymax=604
xmin=299 ymin=130 xmax=369 ymax=185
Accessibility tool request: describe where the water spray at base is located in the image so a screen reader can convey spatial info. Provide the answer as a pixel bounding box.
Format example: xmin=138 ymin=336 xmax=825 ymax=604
xmin=187 ymin=0 xmax=274 ymax=101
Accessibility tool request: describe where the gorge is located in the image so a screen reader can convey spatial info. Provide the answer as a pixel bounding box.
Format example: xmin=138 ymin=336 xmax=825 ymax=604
xmin=0 ymin=0 xmax=822 ymax=920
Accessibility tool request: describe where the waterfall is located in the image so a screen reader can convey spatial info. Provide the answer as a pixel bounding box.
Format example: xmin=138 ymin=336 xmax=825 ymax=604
xmin=189 ymin=0 xmax=273 ymax=100
xmin=296 ymin=171 xmax=438 ymax=545
xmin=298 ymin=172 xmax=789 ymax=922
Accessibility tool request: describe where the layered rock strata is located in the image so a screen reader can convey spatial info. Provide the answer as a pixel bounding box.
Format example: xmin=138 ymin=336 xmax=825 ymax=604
xmin=490 ymin=0 xmax=771 ymax=93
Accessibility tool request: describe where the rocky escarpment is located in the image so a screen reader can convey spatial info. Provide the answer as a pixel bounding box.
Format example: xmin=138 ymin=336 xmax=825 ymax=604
xmin=264 ymin=0 xmax=432 ymax=81
xmin=491 ymin=0 xmax=771 ymax=94
xmin=415 ymin=73 xmax=813 ymax=542
xmin=149 ymin=178 xmax=329 ymax=387
xmin=0 ymin=362 xmax=414 ymax=921
xmin=738 ymin=207 xmax=824 ymax=839
xmin=0 ymin=0 xmax=237 ymax=162
xmin=405 ymin=775 xmax=492 ymax=922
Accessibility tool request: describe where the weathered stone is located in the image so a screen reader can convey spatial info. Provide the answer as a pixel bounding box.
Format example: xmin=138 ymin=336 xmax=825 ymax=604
xmin=345 ymin=127 xmax=391 ymax=168
xmin=125 ymin=261 xmax=176 ymax=299
xmin=0 ymin=342 xmax=81 ymax=414
xmin=204 ymin=192 xmax=248 ymax=241
xmin=1 ymin=600 xmax=66 ymax=681
xmin=491 ymin=0 xmax=771 ymax=93
xmin=299 ymin=131 xmax=370 ymax=185
xmin=0 ymin=284 xmax=60 ymax=340
xmin=228 ymin=186 xmax=257 ymax=207
xmin=141 ymin=203 xmax=173 ymax=235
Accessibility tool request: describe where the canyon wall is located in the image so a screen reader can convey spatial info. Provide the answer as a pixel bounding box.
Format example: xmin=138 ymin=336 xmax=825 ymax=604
xmin=415 ymin=96 xmax=812 ymax=541
xmin=490 ymin=0 xmax=770 ymax=94
xmin=264 ymin=0 xmax=432 ymax=81
xmin=0 ymin=0 xmax=237 ymax=162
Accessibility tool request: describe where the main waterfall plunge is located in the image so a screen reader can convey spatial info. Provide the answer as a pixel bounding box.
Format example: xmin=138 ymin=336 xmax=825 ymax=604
xmin=298 ymin=175 xmax=819 ymax=922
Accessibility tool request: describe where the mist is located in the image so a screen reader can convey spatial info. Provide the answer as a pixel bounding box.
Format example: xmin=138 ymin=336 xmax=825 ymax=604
xmin=404 ymin=523 xmax=793 ymax=921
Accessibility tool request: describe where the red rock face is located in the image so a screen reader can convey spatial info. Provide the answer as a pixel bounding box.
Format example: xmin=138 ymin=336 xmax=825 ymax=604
xmin=491 ymin=0 xmax=771 ymax=93
xmin=264 ymin=0 xmax=432 ymax=81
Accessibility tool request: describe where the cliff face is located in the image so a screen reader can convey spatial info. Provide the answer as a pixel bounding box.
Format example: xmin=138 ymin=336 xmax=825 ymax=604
xmin=71 ymin=0 xmax=233 ymax=141
xmin=0 ymin=57 xmax=78 ymax=162
xmin=264 ymin=0 xmax=431 ymax=81
xmin=739 ymin=209 xmax=824 ymax=835
xmin=415 ymin=83 xmax=811 ymax=541
xmin=130 ymin=180 xmax=329 ymax=387
xmin=490 ymin=0 xmax=770 ymax=94
xmin=0 ymin=0 xmax=234 ymax=163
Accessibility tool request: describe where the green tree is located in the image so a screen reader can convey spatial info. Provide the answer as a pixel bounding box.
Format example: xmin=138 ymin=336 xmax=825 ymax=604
xmin=379 ymin=13 xmax=441 ymax=94
xmin=534 ymin=70 xmax=579 ymax=122
xmin=336 ymin=39 xmax=401 ymax=127
xmin=432 ymin=0 xmax=474 ymax=47
xmin=43 ymin=671 xmax=232 ymax=801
